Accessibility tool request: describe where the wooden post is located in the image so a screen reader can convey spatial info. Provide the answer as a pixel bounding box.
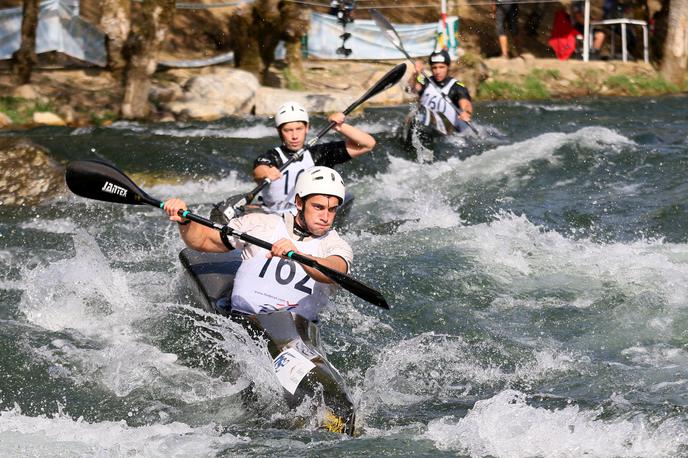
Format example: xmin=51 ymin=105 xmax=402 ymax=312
xmin=12 ymin=0 xmax=40 ymax=85
xmin=660 ymin=0 xmax=688 ymax=87
xmin=100 ymin=0 xmax=132 ymax=80
xmin=121 ymin=0 xmax=175 ymax=119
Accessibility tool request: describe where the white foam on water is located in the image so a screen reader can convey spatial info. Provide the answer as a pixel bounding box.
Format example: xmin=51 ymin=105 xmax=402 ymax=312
xmin=106 ymin=121 xmax=148 ymax=132
xmin=621 ymin=344 xmax=688 ymax=369
xmin=425 ymin=389 xmax=688 ymax=457
xmin=147 ymin=172 xmax=253 ymax=205
xmin=69 ymin=126 xmax=94 ymax=136
xmin=513 ymin=101 xmax=588 ymax=112
xmin=174 ymin=303 xmax=285 ymax=405
xmin=18 ymin=230 xmax=246 ymax=404
xmin=358 ymin=333 xmax=581 ymax=418
xmin=19 ymin=217 xmax=78 ymax=234
xmin=0 ymin=406 xmax=245 ymax=457
xmin=349 ymin=156 xmax=462 ymax=231
xmin=458 ymin=212 xmax=688 ymax=314
xmin=349 ymin=120 xmax=397 ymax=135
xmin=150 ymin=124 xmax=274 ymax=139
xmin=352 ymin=126 xmax=634 ymax=231
xmin=447 ymin=126 xmax=633 ymax=187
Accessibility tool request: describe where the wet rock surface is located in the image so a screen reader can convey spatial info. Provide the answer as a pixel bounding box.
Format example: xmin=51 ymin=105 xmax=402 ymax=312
xmin=0 ymin=138 xmax=65 ymax=206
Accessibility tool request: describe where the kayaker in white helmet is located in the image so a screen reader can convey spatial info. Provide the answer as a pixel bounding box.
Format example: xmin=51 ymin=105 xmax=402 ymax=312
xmin=163 ymin=166 xmax=351 ymax=321
xmin=252 ymin=101 xmax=375 ymax=214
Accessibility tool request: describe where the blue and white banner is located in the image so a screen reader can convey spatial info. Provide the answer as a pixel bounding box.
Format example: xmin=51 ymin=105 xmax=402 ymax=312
xmin=308 ymin=12 xmax=454 ymax=60
xmin=0 ymin=0 xmax=106 ymax=66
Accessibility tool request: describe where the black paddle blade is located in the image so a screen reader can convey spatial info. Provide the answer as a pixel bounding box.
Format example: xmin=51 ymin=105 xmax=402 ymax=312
xmin=370 ymin=9 xmax=403 ymax=51
xmin=65 ymin=160 xmax=159 ymax=207
xmin=353 ymin=62 xmax=407 ymax=108
xmin=314 ymin=262 xmax=390 ymax=309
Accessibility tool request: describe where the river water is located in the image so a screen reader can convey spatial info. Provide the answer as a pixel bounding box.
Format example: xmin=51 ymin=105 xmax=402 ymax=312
xmin=2 ymin=95 xmax=688 ymax=457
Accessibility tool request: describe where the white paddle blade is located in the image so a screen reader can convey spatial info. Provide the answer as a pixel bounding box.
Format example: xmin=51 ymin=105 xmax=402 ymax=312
xmin=370 ymin=9 xmax=403 ymax=49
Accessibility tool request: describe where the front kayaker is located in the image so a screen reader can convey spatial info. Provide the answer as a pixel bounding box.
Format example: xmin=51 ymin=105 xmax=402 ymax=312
xmin=164 ymin=167 xmax=355 ymax=432
xmin=164 ymin=165 xmax=351 ymax=321
xmin=252 ymin=102 xmax=375 ymax=214
xmin=408 ymin=50 xmax=474 ymax=131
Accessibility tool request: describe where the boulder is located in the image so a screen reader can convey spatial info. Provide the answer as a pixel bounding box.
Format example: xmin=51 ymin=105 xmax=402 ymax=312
xmin=0 ymin=112 xmax=12 ymax=128
xmin=33 ymin=112 xmax=67 ymax=126
xmin=0 ymin=138 xmax=65 ymax=206
xmin=164 ymin=68 xmax=260 ymax=121
xmin=253 ymin=87 xmax=356 ymax=117
xmin=362 ymin=69 xmax=409 ymax=105
xmin=12 ymin=84 xmax=41 ymax=100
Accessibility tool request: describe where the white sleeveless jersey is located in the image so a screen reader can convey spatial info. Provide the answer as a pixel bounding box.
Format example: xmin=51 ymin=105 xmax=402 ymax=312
xmin=419 ymin=78 xmax=464 ymax=131
xmin=231 ymin=220 xmax=336 ymax=321
xmin=259 ymin=146 xmax=315 ymax=214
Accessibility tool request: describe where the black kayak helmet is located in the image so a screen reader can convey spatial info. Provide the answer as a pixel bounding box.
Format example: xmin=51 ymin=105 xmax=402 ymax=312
xmin=428 ymin=49 xmax=451 ymax=66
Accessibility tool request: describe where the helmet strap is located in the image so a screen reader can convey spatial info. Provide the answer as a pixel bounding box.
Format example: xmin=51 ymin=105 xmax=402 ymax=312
xmin=294 ymin=209 xmax=313 ymax=241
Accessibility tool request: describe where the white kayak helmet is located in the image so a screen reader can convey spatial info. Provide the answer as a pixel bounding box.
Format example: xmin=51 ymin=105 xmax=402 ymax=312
xmin=294 ymin=166 xmax=345 ymax=203
xmin=275 ymin=101 xmax=309 ymax=127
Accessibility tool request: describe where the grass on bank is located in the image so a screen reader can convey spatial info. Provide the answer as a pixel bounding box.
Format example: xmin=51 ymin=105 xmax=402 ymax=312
xmin=478 ymin=70 xmax=551 ymax=100
xmin=603 ymin=74 xmax=679 ymax=96
xmin=283 ymin=66 xmax=304 ymax=91
xmin=0 ymin=96 xmax=56 ymax=124
xmin=479 ymin=68 xmax=681 ymax=99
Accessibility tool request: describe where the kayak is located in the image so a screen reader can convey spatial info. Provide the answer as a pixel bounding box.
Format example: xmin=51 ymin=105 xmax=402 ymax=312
xmin=178 ymin=246 xmax=356 ymax=435
xmin=398 ymin=104 xmax=470 ymax=151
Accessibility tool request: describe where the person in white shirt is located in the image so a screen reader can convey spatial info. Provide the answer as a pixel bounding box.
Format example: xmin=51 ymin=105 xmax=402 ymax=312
xmin=252 ymin=102 xmax=375 ymax=214
xmin=164 ymin=166 xmax=352 ymax=322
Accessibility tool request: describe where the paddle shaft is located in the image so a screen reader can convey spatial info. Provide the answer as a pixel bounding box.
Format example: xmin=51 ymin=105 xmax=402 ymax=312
xmin=371 ymin=10 xmax=478 ymax=135
xmin=175 ymin=206 xmax=388 ymax=309
xmin=65 ymin=159 xmax=389 ymax=309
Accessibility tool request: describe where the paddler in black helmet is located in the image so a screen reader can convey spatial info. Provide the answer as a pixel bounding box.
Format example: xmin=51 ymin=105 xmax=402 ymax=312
xmin=251 ymin=102 xmax=376 ymax=214
xmin=409 ymin=49 xmax=474 ymax=129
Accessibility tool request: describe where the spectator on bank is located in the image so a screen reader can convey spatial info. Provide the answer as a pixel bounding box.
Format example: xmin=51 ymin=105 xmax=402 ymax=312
xmin=492 ymin=0 xmax=520 ymax=58
xmin=571 ymin=2 xmax=606 ymax=57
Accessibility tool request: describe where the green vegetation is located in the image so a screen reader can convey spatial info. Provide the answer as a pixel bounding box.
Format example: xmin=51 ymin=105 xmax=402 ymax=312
xmin=523 ymin=74 xmax=550 ymax=99
xmin=478 ymin=70 xmax=551 ymax=100
xmin=604 ymin=74 xmax=680 ymax=96
xmin=0 ymin=96 xmax=56 ymax=124
xmin=458 ymin=51 xmax=481 ymax=68
xmin=90 ymin=110 xmax=118 ymax=126
xmin=531 ymin=68 xmax=561 ymax=80
xmin=283 ymin=67 xmax=304 ymax=91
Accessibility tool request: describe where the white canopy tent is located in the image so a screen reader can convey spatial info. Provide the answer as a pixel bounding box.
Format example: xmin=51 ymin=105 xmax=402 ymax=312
xmin=0 ymin=0 xmax=106 ymax=66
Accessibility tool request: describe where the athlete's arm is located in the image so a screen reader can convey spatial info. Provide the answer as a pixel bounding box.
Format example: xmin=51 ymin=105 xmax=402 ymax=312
xmin=451 ymin=84 xmax=474 ymax=122
xmin=253 ymin=164 xmax=282 ymax=183
xmin=328 ymin=111 xmax=376 ymax=158
xmin=163 ymin=198 xmax=229 ymax=253
xmin=252 ymin=150 xmax=283 ymax=183
xmin=408 ymin=59 xmax=425 ymax=93
xmin=269 ymin=237 xmax=347 ymax=284
xmin=459 ymin=98 xmax=473 ymax=122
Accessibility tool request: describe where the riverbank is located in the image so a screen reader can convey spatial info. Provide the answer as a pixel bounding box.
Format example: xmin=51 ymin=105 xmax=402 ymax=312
xmin=0 ymin=55 xmax=683 ymax=128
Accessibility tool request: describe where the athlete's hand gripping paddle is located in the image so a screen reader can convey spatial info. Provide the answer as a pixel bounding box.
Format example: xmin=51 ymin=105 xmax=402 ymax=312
xmin=213 ymin=62 xmax=408 ymax=223
xmin=65 ymin=159 xmax=390 ymax=310
xmin=370 ymin=9 xmax=478 ymax=135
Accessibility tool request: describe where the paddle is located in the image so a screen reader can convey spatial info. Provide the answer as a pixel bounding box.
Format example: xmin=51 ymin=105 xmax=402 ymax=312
xmin=213 ymin=62 xmax=408 ymax=223
xmin=370 ymin=9 xmax=479 ymax=135
xmin=65 ymin=159 xmax=390 ymax=310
